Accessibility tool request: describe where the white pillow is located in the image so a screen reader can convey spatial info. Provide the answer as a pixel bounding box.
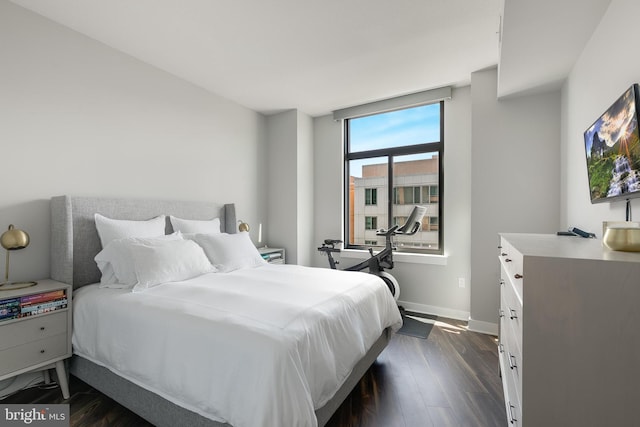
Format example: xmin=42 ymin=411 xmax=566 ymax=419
xmin=169 ymin=216 xmax=221 ymax=234
xmin=95 ymin=233 xmax=183 ymax=288
xmin=193 ymin=232 xmax=265 ymax=273
xmin=130 ymin=239 xmax=215 ymax=292
xmin=95 ymin=213 xmax=166 ymax=248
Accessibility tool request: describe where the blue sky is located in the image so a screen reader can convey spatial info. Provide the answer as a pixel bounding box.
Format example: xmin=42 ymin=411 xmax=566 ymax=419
xmin=349 ymin=103 xmax=440 ymax=176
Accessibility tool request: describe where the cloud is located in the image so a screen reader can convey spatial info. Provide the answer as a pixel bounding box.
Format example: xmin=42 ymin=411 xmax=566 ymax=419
xmin=597 ymin=88 xmax=637 ymax=147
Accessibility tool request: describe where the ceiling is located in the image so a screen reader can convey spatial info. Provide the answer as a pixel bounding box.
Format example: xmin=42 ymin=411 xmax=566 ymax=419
xmin=10 ymin=0 xmax=612 ymax=117
xmin=498 ymin=0 xmax=612 ymax=98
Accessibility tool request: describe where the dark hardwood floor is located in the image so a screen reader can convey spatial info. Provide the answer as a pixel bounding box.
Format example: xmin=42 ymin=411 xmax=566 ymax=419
xmin=3 ymin=317 xmax=505 ymax=427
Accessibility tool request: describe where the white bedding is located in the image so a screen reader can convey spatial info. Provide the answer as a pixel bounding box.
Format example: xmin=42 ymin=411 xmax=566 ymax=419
xmin=72 ymin=264 xmax=402 ymax=427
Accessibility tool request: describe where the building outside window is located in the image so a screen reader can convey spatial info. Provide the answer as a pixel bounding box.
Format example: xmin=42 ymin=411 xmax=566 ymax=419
xmin=343 ymin=101 xmax=444 ymax=254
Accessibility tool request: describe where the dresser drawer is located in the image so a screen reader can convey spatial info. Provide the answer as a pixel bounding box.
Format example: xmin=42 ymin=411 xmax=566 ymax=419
xmin=0 ymin=333 xmax=68 ymax=377
xmin=503 ymin=319 xmax=522 ymax=398
xmin=499 ymin=343 xmax=521 ymax=427
xmin=504 ymin=379 xmax=521 ymax=426
xmin=501 ymin=276 xmax=523 ymax=350
xmin=499 ymin=238 xmax=524 ymax=300
xmin=0 ymin=311 xmax=68 ymax=351
xmin=499 ymin=237 xmax=522 ymax=275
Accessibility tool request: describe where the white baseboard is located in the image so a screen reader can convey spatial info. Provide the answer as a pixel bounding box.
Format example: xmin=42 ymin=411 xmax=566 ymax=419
xmin=398 ymin=300 xmax=499 ymax=336
xmin=467 ymin=318 xmax=499 ymax=335
xmin=398 ymin=300 xmax=470 ymax=322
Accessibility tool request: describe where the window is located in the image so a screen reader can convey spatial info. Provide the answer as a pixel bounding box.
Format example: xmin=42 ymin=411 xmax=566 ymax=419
xmin=365 ymin=188 xmax=377 ymax=205
xmin=365 ymin=216 xmax=377 ymax=230
xmin=344 ymin=102 xmax=444 ymax=254
xmin=393 ymin=216 xmax=407 ymax=226
xmin=428 ymin=185 xmax=439 ymax=203
xmin=393 ymin=185 xmax=439 ymax=205
xmin=429 ymin=216 xmax=439 ymax=231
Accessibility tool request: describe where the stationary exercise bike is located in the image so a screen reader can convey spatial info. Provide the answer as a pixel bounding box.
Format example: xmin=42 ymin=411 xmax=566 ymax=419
xmin=317 ymin=206 xmax=427 ymax=301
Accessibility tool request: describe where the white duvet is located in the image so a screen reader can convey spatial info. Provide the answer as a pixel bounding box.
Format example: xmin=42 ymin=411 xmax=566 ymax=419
xmin=72 ymin=264 xmax=402 ymax=427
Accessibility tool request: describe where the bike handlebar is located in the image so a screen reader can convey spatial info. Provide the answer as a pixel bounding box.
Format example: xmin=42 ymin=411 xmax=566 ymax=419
xmin=317 ymin=245 xmax=341 ymax=253
xmin=375 ymin=225 xmax=399 ymax=236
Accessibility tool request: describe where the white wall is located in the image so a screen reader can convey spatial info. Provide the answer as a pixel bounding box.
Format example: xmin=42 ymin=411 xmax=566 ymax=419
xmin=265 ymin=109 xmax=314 ymax=265
xmin=470 ymin=67 xmax=561 ymax=332
xmin=312 ymin=115 xmax=343 ymax=260
xmin=296 ymin=111 xmax=314 ymax=266
xmin=313 ymin=86 xmax=474 ymax=320
xmin=0 ymin=1 xmax=266 ymax=282
xmin=266 ymin=110 xmax=298 ymax=261
xmin=561 ymin=0 xmax=640 ymax=231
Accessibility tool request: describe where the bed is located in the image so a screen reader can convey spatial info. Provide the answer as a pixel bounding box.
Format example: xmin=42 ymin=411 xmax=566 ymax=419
xmin=50 ymin=195 xmax=402 ymax=427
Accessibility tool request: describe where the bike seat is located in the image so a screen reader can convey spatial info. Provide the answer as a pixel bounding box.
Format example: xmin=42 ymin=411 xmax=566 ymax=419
xmin=324 ymin=239 xmax=343 ymax=245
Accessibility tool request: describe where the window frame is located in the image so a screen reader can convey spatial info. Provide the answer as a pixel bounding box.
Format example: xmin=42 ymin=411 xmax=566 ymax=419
xmin=343 ymin=101 xmax=444 ymax=255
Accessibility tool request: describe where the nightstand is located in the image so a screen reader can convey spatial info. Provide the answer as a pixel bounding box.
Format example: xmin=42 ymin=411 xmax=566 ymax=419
xmin=0 ymin=279 xmax=72 ymax=399
xmin=258 ymin=247 xmax=285 ymax=264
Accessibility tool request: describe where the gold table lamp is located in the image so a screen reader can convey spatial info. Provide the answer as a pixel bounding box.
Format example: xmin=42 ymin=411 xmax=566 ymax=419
xmin=238 ymin=220 xmax=250 ymax=232
xmin=0 ymin=224 xmax=37 ymax=290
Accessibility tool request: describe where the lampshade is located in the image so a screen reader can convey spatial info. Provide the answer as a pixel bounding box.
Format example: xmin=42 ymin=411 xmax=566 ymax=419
xmin=1 ymin=224 xmax=30 ymax=250
xmin=1 ymin=224 xmax=37 ymax=290
xmin=238 ymin=220 xmax=250 ymax=233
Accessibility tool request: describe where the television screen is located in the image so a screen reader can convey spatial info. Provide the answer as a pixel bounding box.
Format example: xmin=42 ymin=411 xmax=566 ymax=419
xmin=584 ymin=84 xmax=640 ymax=203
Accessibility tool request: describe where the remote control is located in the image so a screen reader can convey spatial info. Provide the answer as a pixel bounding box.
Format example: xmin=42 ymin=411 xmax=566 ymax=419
xmin=570 ymin=227 xmax=595 ymax=238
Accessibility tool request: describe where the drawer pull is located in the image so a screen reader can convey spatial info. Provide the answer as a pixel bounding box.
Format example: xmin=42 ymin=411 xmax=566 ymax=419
xmin=40 ymin=349 xmax=45 ymax=354
xmin=40 ymin=327 xmax=45 ymax=331
xmin=508 ymin=402 xmax=518 ymax=424
xmin=498 ymin=343 xmax=504 ymax=354
xmin=501 ymin=253 xmax=508 ymax=257
xmin=499 ymin=279 xmax=505 ymax=286
xmin=514 ymin=273 xmax=523 ymax=279
xmin=497 ymin=245 xmax=503 ymax=249
xmin=508 ymin=352 xmax=518 ymax=370
xmin=498 ymin=309 xmax=505 ymax=318
xmin=509 ymin=309 xmax=518 ymax=320
xmin=505 ymin=258 xmax=512 ymax=262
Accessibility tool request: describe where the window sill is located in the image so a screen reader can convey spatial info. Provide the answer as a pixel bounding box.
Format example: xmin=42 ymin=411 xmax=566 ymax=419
xmin=340 ymin=249 xmax=448 ymax=265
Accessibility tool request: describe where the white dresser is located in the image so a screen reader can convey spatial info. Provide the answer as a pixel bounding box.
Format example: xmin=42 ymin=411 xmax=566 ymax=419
xmin=498 ymin=233 xmax=640 ymax=426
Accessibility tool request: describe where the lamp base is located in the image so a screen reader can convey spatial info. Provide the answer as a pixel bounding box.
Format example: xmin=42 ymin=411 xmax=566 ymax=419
xmin=0 ymin=281 xmax=38 ymax=291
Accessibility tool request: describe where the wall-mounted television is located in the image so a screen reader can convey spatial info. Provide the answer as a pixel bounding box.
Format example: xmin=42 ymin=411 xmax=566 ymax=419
xmin=584 ymin=84 xmax=640 ymax=204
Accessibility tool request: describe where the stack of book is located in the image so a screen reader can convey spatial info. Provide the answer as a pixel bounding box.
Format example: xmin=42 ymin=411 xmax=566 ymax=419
xmin=0 ymin=289 xmax=68 ymax=322
xmin=261 ymin=252 xmax=282 ymax=262
xmin=0 ymin=297 xmax=20 ymax=322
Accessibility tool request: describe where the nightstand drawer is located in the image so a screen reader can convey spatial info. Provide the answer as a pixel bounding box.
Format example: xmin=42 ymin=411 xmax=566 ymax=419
xmin=0 ymin=333 xmax=68 ymax=377
xmin=0 ymin=311 xmax=68 ymax=351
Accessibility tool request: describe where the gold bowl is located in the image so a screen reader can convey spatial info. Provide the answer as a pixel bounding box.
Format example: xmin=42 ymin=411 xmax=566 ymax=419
xmin=603 ymin=227 xmax=640 ymax=252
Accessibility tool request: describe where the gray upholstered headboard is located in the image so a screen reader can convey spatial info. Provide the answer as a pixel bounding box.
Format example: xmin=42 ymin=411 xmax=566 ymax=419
xmin=50 ymin=195 xmax=236 ymax=289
